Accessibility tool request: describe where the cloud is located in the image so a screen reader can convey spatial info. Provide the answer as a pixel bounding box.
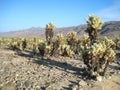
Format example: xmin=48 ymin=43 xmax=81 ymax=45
xmin=95 ymin=0 xmax=120 ymax=21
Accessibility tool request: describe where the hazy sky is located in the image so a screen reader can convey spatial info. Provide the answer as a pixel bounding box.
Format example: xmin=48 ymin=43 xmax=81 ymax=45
xmin=0 ymin=0 xmax=120 ymax=32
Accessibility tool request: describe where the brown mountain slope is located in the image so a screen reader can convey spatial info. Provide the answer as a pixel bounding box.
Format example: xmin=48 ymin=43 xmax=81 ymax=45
xmin=0 ymin=21 xmax=120 ymax=38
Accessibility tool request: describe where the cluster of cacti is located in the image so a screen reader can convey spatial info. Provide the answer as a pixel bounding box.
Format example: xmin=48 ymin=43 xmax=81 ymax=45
xmin=80 ymin=14 xmax=115 ymax=77
xmin=7 ymin=38 xmax=27 ymax=51
xmin=45 ymin=22 xmax=55 ymax=45
xmin=80 ymin=42 xmax=115 ymax=76
xmin=9 ymin=38 xmax=19 ymax=50
xmin=85 ymin=14 xmax=104 ymax=44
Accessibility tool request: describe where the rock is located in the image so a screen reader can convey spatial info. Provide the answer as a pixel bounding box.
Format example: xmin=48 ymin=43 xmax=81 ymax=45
xmin=79 ymin=80 xmax=87 ymax=86
xmin=96 ymin=76 xmax=102 ymax=82
xmin=117 ymin=71 xmax=120 ymax=74
xmin=108 ymin=76 xmax=112 ymax=79
xmin=72 ymin=85 xmax=78 ymax=90
xmin=24 ymin=80 xmax=31 ymax=88
xmin=36 ymin=85 xmax=41 ymax=90
xmin=16 ymin=80 xmax=21 ymax=88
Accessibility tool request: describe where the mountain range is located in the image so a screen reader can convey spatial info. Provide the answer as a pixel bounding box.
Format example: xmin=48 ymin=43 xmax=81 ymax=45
xmin=0 ymin=21 xmax=120 ymax=38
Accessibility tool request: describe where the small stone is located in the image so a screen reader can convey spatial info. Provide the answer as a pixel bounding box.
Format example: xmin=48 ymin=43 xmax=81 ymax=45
xmin=79 ymin=80 xmax=87 ymax=86
xmin=16 ymin=80 xmax=21 ymax=88
xmin=96 ymin=76 xmax=102 ymax=82
xmin=72 ymin=85 xmax=78 ymax=90
xmin=108 ymin=76 xmax=112 ymax=79
xmin=24 ymin=80 xmax=31 ymax=88
xmin=36 ymin=86 xmax=41 ymax=90
xmin=117 ymin=71 xmax=120 ymax=74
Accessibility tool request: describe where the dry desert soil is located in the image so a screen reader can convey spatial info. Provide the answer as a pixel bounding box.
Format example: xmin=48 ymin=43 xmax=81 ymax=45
xmin=0 ymin=46 xmax=120 ymax=90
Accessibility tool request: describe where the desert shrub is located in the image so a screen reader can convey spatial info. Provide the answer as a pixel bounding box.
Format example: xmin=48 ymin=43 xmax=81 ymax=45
xmin=80 ymin=14 xmax=115 ymax=77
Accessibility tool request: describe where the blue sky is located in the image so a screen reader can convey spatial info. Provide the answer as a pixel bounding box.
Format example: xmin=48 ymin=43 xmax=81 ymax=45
xmin=0 ymin=0 xmax=120 ymax=32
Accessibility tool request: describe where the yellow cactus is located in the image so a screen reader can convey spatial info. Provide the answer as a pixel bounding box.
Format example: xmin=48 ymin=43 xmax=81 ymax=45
xmin=46 ymin=22 xmax=55 ymax=30
xmin=85 ymin=14 xmax=104 ymax=30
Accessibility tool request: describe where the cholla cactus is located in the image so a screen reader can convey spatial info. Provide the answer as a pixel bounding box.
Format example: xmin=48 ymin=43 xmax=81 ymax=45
xmin=80 ymin=42 xmax=115 ymax=77
xmin=61 ymin=44 xmax=74 ymax=57
xmin=46 ymin=22 xmax=55 ymax=30
xmin=22 ymin=38 xmax=27 ymax=51
xmin=97 ymin=37 xmax=115 ymax=48
xmin=85 ymin=14 xmax=104 ymax=44
xmin=45 ymin=45 xmax=51 ymax=54
xmin=79 ymin=34 xmax=90 ymax=46
xmin=80 ymin=14 xmax=115 ymax=77
xmin=114 ymin=38 xmax=120 ymax=49
xmin=56 ymin=34 xmax=64 ymax=43
xmin=51 ymin=34 xmax=65 ymax=56
xmin=45 ymin=22 xmax=55 ymax=45
xmin=9 ymin=38 xmax=19 ymax=50
xmin=67 ymin=31 xmax=77 ymax=53
xmin=32 ymin=37 xmax=39 ymax=55
xmin=67 ymin=31 xmax=77 ymax=46
xmin=38 ymin=40 xmax=46 ymax=56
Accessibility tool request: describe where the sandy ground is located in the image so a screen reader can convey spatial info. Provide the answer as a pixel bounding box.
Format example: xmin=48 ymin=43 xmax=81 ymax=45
xmin=0 ymin=47 xmax=120 ymax=90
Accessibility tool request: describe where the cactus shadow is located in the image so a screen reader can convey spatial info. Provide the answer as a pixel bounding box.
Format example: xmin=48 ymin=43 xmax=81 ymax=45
xmin=62 ymin=80 xmax=79 ymax=90
xmin=109 ymin=64 xmax=120 ymax=70
xmin=15 ymin=50 xmax=33 ymax=58
xmin=33 ymin=58 xmax=84 ymax=75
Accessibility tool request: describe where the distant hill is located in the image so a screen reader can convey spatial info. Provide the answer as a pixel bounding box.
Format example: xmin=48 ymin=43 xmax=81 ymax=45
xmin=0 ymin=21 xmax=120 ymax=38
